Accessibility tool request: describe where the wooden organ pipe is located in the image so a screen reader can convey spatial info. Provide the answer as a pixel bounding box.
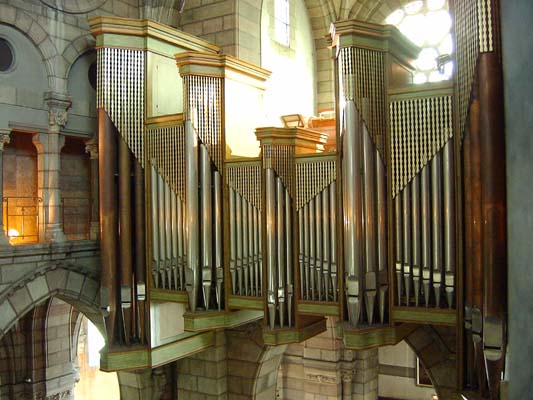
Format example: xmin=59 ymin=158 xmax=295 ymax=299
xmin=363 ymin=124 xmax=377 ymax=323
xmin=200 ymin=143 xmax=213 ymax=309
xmin=185 ymin=120 xmax=199 ymax=312
xmin=98 ymin=109 xmax=118 ymax=345
xmin=266 ymin=168 xmax=276 ymax=329
xmin=118 ymin=137 xmax=133 ymax=344
xmin=134 ymin=160 xmax=146 ymax=343
xmin=343 ymin=100 xmax=362 ymax=326
xmin=478 ymin=52 xmax=507 ymax=399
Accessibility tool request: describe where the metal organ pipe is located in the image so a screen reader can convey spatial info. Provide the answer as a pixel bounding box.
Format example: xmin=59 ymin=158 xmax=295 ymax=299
xmin=285 ymin=190 xmax=293 ymax=327
xmin=309 ymin=197 xmax=316 ymax=300
xmin=265 ymin=168 xmax=277 ymax=329
xmin=394 ymin=195 xmax=403 ymax=306
xmin=363 ymin=124 xmax=377 ymax=324
xmin=236 ymin=192 xmax=243 ymax=295
xmin=214 ymin=172 xmax=223 ymax=310
xmin=229 ymin=188 xmax=236 ymax=294
xmin=177 ymin=197 xmax=184 ymax=291
xmin=200 ymin=143 xmax=213 ymax=309
xmin=185 ymin=120 xmax=199 ymax=312
xmin=303 ymin=203 xmax=310 ymax=300
xmin=330 ymin=182 xmax=337 ymax=302
xmin=150 ymin=165 xmax=160 ymax=288
xmin=411 ymin=175 xmax=421 ymax=306
xmin=443 ymin=140 xmax=455 ymax=308
xmin=134 ymin=161 xmax=146 ymax=342
xmin=276 ymin=177 xmax=286 ymax=328
xmin=157 ymin=172 xmax=166 ymax=288
xmin=343 ymin=100 xmax=362 ymax=326
xmin=315 ymin=190 xmax=323 ymax=301
xmin=298 ymin=208 xmax=304 ymax=299
xmin=322 ymin=188 xmax=330 ymax=301
xmin=420 ymin=166 xmax=431 ymax=307
xmin=253 ymin=206 xmax=260 ymax=296
xmin=376 ymin=153 xmax=387 ymax=323
xmin=164 ymin=178 xmax=172 ymax=289
xmin=402 ymin=185 xmax=412 ymax=306
xmin=243 ymin=196 xmax=249 ymax=297
xmin=171 ymin=189 xmax=178 ymax=290
xmin=248 ymin=195 xmax=254 ymax=297
xmin=431 ymin=152 xmax=443 ymax=307
xmin=119 ymin=138 xmax=133 ymax=344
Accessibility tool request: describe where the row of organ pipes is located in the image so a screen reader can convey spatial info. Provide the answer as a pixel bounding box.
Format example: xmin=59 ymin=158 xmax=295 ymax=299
xmin=394 ymin=140 xmax=456 ymax=309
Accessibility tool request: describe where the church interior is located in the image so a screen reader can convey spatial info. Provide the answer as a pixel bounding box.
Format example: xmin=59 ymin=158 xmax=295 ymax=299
xmin=0 ymin=0 xmax=531 ymax=399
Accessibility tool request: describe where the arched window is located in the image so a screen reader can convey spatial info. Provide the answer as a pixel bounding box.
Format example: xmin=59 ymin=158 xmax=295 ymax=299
xmin=385 ymin=0 xmax=453 ymax=84
xmin=275 ymin=0 xmax=290 ymax=46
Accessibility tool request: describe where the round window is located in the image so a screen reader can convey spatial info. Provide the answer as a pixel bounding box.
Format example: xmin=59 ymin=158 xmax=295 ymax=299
xmin=0 ymin=38 xmax=14 ymax=72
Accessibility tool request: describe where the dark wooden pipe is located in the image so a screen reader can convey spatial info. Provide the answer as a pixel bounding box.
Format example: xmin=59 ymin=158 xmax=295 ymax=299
xmin=98 ymin=108 xmax=118 ymax=346
xmin=478 ymin=51 xmax=507 ymax=400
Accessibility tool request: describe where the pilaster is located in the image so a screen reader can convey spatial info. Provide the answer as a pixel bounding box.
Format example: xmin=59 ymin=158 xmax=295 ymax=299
xmin=0 ymin=130 xmax=11 ymax=247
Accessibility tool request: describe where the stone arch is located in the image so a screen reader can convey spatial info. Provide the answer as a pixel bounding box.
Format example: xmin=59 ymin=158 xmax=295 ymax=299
xmin=404 ymin=324 xmax=458 ymax=399
xmin=0 ymin=3 xmax=59 ymax=90
xmin=0 ymin=262 xmax=102 ymax=341
xmin=63 ymin=34 xmax=97 ymax=76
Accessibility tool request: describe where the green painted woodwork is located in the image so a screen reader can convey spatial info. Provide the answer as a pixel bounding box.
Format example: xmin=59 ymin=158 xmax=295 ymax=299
xmin=151 ymin=331 xmax=214 ymax=367
xmin=342 ymin=324 xmax=416 ymax=350
xmin=184 ymin=309 xmax=264 ymax=332
xmin=392 ymin=307 xmax=457 ymax=325
xmin=228 ymin=295 xmax=264 ymax=310
xmin=150 ymin=288 xmax=188 ymax=303
xmin=297 ymin=302 xmax=340 ymax=316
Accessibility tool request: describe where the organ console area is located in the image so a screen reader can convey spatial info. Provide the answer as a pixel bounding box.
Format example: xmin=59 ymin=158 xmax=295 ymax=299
xmin=90 ymin=6 xmax=507 ymax=398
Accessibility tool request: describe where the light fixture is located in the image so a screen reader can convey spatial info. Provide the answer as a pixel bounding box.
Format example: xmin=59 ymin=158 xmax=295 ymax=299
xmin=7 ymin=228 xmax=19 ymax=238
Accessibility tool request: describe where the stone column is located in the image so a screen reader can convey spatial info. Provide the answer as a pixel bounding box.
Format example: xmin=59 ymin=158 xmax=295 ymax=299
xmin=85 ymin=137 xmax=99 ymax=240
xmin=33 ymin=92 xmax=70 ymax=243
xmin=0 ymin=130 xmax=11 ymax=246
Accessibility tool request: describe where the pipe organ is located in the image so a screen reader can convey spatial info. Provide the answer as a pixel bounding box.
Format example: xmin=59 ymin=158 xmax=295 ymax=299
xmin=90 ymin=6 xmax=508 ymax=397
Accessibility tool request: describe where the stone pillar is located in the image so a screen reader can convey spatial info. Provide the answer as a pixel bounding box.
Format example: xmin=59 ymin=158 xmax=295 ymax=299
xmin=85 ymin=137 xmax=99 ymax=240
xmin=33 ymin=93 xmax=70 ymax=243
xmin=117 ymin=367 xmax=169 ymax=400
xmin=0 ymin=130 xmax=11 ymax=246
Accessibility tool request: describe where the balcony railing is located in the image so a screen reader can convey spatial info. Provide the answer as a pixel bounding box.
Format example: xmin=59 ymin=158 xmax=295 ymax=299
xmin=3 ymin=196 xmax=42 ymax=244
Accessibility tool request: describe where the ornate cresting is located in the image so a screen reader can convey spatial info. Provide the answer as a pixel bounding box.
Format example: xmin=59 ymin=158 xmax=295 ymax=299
xmin=331 ymin=20 xmax=419 ymax=329
xmin=388 ymin=84 xmax=456 ymax=312
xmin=90 ymin=17 xmax=220 ymax=357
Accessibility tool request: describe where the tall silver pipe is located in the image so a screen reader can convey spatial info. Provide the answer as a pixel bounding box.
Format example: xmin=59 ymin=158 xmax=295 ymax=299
xmin=177 ymin=197 xmax=184 ymax=290
xmin=185 ymin=120 xmax=199 ymax=312
xmin=432 ymin=152 xmax=443 ymax=307
xmin=309 ymin=197 xmax=316 ymax=300
xmin=330 ymin=182 xmax=337 ymax=301
xmin=243 ymin=199 xmax=250 ymax=296
xmin=214 ymin=171 xmax=223 ymax=310
xmin=266 ymin=168 xmax=277 ymax=329
xmin=151 ymin=165 xmax=160 ymax=288
xmin=276 ymin=177 xmax=286 ymax=328
xmin=258 ymin=207 xmax=263 ymax=296
xmin=443 ymin=140 xmax=455 ymax=308
xmin=421 ymin=166 xmax=431 ymax=306
xmin=229 ymin=187 xmax=236 ymax=294
xmin=376 ymin=154 xmax=388 ymax=324
xmin=343 ymin=100 xmax=362 ymax=326
xmin=285 ymin=190 xmax=293 ymax=327
xmin=363 ymin=125 xmax=377 ymax=324
xmin=253 ymin=206 xmax=259 ymax=296
xmin=200 ymin=144 xmax=213 ymax=309
xmin=315 ymin=191 xmax=323 ymax=301
xmin=411 ymin=175 xmax=421 ymax=306
xmin=394 ymin=195 xmax=403 ymax=306
xmin=298 ymin=208 xmax=304 ymax=299
xmin=158 ymin=173 xmax=167 ymax=288
xmin=236 ymin=192 xmax=243 ymax=295
xmin=164 ymin=181 xmax=172 ymax=289
xmin=171 ymin=191 xmax=178 ymax=290
xmin=402 ymin=186 xmax=412 ymax=306
xmin=248 ymin=200 xmax=254 ymax=296
xmin=303 ymin=202 xmax=310 ymax=300
xmin=322 ymin=188 xmax=330 ymax=301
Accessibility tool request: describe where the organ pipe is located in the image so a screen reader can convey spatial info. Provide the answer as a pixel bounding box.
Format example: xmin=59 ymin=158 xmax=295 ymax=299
xmin=402 ymin=186 xmax=411 ymax=306
xmin=276 ymin=177 xmax=286 ymax=328
xmin=134 ymin=160 xmax=146 ymax=343
xmin=421 ymin=166 xmax=431 ymax=307
xmin=200 ymin=144 xmax=213 ymax=309
xmin=443 ymin=140 xmax=455 ymax=308
xmin=431 ymin=152 xmax=443 ymax=307
xmin=214 ymin=171 xmax=223 ymax=310
xmin=285 ymin=190 xmax=293 ymax=327
xmin=376 ymin=154 xmax=387 ymax=323
xmin=229 ymin=188 xmax=236 ymax=294
xmin=322 ymin=188 xmax=330 ymax=301
xmin=411 ymin=175 xmax=421 ymax=307
xmin=330 ymin=182 xmax=337 ymax=302
xmin=265 ymin=168 xmax=276 ymax=329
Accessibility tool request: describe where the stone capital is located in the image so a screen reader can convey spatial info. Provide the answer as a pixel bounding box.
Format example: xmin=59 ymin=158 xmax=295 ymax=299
xmin=44 ymin=92 xmax=72 ymax=131
xmin=0 ymin=129 xmax=11 ymax=151
xmin=85 ymin=136 xmax=98 ymax=159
